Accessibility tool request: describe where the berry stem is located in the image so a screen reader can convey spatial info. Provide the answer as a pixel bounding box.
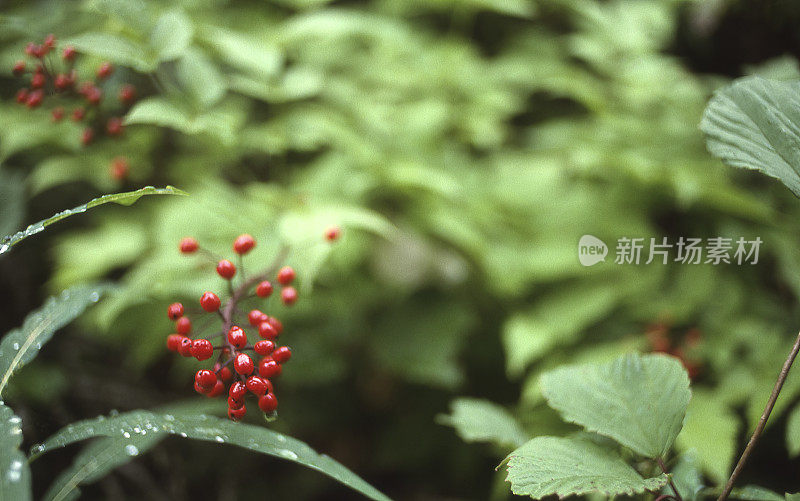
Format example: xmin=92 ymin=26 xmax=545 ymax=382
xmin=717 ymin=329 xmax=800 ymax=501
xmin=656 ymin=458 xmax=683 ymax=501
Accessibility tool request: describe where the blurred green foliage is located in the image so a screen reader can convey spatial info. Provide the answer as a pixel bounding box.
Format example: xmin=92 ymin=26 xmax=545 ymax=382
xmin=3 ymin=0 xmax=800 ymax=498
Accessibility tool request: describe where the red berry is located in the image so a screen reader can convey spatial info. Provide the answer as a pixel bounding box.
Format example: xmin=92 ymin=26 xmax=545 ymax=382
xmin=258 ymin=393 xmax=278 ymax=413
xmin=191 ymin=339 xmax=214 ymax=361
xmin=179 ymin=237 xmax=198 ymax=253
xmin=195 ymin=381 xmax=210 ymax=394
xmin=97 ymin=62 xmax=114 ymax=79
xmin=216 ymin=259 xmax=236 ymax=280
xmin=25 ymin=43 xmax=37 ymax=57
xmin=71 ymin=108 xmax=85 ymax=121
xmin=228 ymin=405 xmax=247 ymax=421
xmin=200 ymin=292 xmax=221 ymax=312
xmin=176 ymin=316 xmax=192 ymax=335
xmin=281 ymin=287 xmax=298 ymax=306
xmin=80 ymin=128 xmax=94 ymax=145
xmin=62 ymin=45 xmax=76 ymax=61
xmin=12 ymin=61 xmax=25 ymax=76
xmin=228 ymin=395 xmax=243 ymax=409
xmin=325 ymin=225 xmax=341 ymax=241
xmin=227 ymin=326 xmax=247 ymax=348
xmin=178 ymin=337 xmax=193 ymax=357
xmin=258 ymin=357 xmax=282 ymax=378
xmin=248 ymin=309 xmax=266 ymax=327
xmin=277 ymin=266 xmax=295 ymax=285
xmin=195 ymin=369 xmax=217 ymax=389
xmin=15 ymin=88 xmax=28 ymax=104
xmin=85 ymin=86 xmax=102 ymax=105
xmin=207 ymin=379 xmax=225 ymax=398
xmin=266 ymin=316 xmax=283 ymax=335
xmin=43 ymin=34 xmax=56 ymax=48
xmin=25 ymin=89 xmax=43 ymax=108
xmin=233 ymin=234 xmax=255 ymax=255
xmin=273 ymin=346 xmax=292 ymax=363
xmin=51 ymin=107 xmax=64 ymax=122
xmin=106 ymin=117 xmax=124 ymax=136
xmin=119 ymin=84 xmax=136 ymax=103
xmin=30 ymin=72 xmax=45 ymax=89
xmin=254 ymin=340 xmax=275 ymax=356
xmin=234 ymin=353 xmax=254 ymax=375
xmin=54 ymin=74 xmax=70 ymax=90
xmin=214 ymin=362 xmax=233 ymax=382
xmin=110 ymin=157 xmax=129 ymax=180
xmin=167 ymin=302 xmax=184 ymax=320
xmin=256 ymin=281 xmax=273 ymax=298
xmin=229 ymin=380 xmax=247 ymax=401
xmin=258 ymin=321 xmax=278 ymax=340
xmin=246 ymin=375 xmax=272 ymax=396
xmin=166 ymin=334 xmax=182 ymax=352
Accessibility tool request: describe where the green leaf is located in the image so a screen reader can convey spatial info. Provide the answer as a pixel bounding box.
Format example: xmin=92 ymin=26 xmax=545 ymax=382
xmin=676 ymin=390 xmax=738 ymax=483
xmin=201 ymin=26 xmax=282 ymax=78
xmin=64 ymin=32 xmax=154 ymax=72
xmin=437 ymin=398 xmax=527 ymax=448
xmin=43 ymin=434 xmax=163 ymax=501
xmin=0 ymin=285 xmax=110 ymax=396
xmin=0 ymin=403 xmax=30 ymax=501
xmin=729 ymin=486 xmax=786 ymax=501
xmin=541 ymin=353 xmax=691 ymax=458
xmin=502 ymin=282 xmax=620 ymax=377
xmin=502 ymin=436 xmax=667 ymax=499
xmin=32 ymin=410 xmax=391 ymax=501
xmin=0 ymin=168 xmax=25 ymax=238
xmin=177 ymin=49 xmax=226 ymax=108
xmin=150 ymin=9 xmax=193 ymax=62
xmin=0 ymin=186 xmax=186 ymax=255
xmin=787 ymin=404 xmax=800 ymax=457
xmin=669 ymin=452 xmax=705 ymax=501
xmin=701 ymin=76 xmax=800 ymax=197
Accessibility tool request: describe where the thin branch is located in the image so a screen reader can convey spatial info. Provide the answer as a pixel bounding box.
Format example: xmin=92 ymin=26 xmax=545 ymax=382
xmin=657 ymin=457 xmax=683 ymax=501
xmin=717 ymin=329 xmax=800 ymax=501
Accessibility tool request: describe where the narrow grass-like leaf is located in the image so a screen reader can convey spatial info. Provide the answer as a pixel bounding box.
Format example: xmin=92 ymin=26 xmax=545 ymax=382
xmin=43 ymin=434 xmax=163 ymax=501
xmin=0 ymin=186 xmax=186 ymax=255
xmin=0 ymin=402 xmax=31 ymax=501
xmin=502 ymin=436 xmax=667 ymax=499
xmin=701 ymin=76 xmax=800 ymax=197
xmin=437 ymin=398 xmax=528 ymax=448
xmin=0 ymin=284 xmax=110 ymax=396
xmin=541 ymin=353 xmax=691 ymax=458
xmin=32 ymin=410 xmax=391 ymax=501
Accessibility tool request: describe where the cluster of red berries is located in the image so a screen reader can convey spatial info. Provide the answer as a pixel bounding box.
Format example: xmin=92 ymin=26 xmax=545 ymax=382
xmin=646 ymin=322 xmax=702 ymax=378
xmin=166 ymin=234 xmax=301 ymax=421
xmin=11 ymin=34 xmax=137 ymax=147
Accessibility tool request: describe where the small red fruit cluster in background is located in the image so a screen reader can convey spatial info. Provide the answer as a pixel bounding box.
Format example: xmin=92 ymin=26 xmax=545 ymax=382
xmin=646 ymin=322 xmax=702 ymax=378
xmin=167 ymin=234 xmax=300 ymax=421
xmin=10 ymin=34 xmax=137 ymax=148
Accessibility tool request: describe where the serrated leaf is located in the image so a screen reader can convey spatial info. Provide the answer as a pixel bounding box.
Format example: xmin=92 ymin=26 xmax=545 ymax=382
xmin=0 ymin=285 xmax=110 ymax=396
xmin=437 ymin=398 xmax=527 ymax=448
xmin=701 ymin=76 xmax=800 ymax=197
xmin=150 ymin=9 xmax=193 ymax=62
xmin=32 ymin=410 xmax=390 ymax=501
xmin=0 ymin=186 xmax=186 ymax=255
xmin=787 ymin=404 xmax=800 ymax=457
xmin=0 ymin=403 xmax=30 ymax=501
xmin=502 ymin=436 xmax=667 ymax=499
xmin=64 ymin=32 xmax=154 ymax=72
xmin=541 ymin=353 xmax=691 ymax=458
xmin=177 ymin=49 xmax=225 ymax=108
